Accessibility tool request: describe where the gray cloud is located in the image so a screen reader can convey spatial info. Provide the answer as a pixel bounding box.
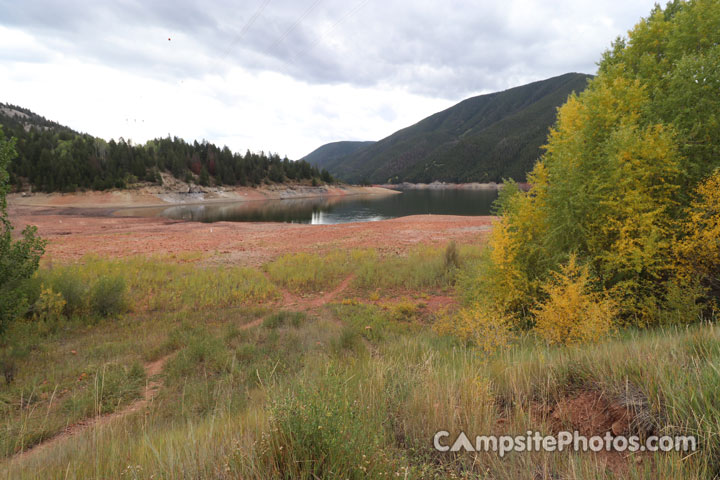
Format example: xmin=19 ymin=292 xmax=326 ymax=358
xmin=1 ymin=0 xmax=656 ymax=100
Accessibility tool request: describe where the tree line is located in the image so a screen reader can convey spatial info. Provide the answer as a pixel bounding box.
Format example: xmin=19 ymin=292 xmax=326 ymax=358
xmin=0 ymin=113 xmax=333 ymax=192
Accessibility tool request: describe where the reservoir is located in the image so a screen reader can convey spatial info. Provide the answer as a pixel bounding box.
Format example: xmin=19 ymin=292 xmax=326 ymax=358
xmin=118 ymin=188 xmax=499 ymax=225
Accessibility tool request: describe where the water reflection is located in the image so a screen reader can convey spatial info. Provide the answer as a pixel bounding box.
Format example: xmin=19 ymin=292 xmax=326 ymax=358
xmin=116 ymin=189 xmax=498 ymax=225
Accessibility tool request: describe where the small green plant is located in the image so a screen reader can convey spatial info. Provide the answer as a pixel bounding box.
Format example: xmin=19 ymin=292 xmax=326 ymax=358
xmin=443 ymin=240 xmax=460 ymax=271
xmin=32 ymin=287 xmax=66 ymax=323
xmin=383 ymin=299 xmax=418 ymax=322
xmin=260 ymin=369 xmax=392 ymax=478
xmin=90 ymin=276 xmax=128 ymax=317
xmin=263 ymin=310 xmax=306 ymax=329
xmin=331 ymin=326 xmax=364 ymax=355
xmin=62 ymin=362 xmax=146 ymax=417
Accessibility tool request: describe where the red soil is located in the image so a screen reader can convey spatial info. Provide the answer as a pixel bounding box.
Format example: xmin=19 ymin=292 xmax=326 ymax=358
xmin=9 ymin=206 xmax=496 ymax=266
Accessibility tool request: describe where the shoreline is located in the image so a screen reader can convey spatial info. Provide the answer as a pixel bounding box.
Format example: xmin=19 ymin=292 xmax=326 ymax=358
xmin=379 ymin=181 xmax=532 ymax=191
xmin=379 ymin=181 xmax=503 ymax=190
xmin=8 ymin=184 xmax=400 ymax=211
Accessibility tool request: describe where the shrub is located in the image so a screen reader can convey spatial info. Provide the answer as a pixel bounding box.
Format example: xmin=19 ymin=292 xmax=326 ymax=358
xmin=443 ymin=240 xmax=460 ymax=271
xmin=90 ymin=276 xmax=128 ymax=317
xmin=433 ymin=304 xmax=514 ymax=354
xmin=166 ymin=333 xmax=230 ymax=381
xmin=32 ymin=287 xmax=66 ymax=323
xmin=533 ymin=256 xmax=616 ymax=345
xmin=471 ymin=0 xmax=720 ymax=326
xmin=383 ymin=299 xmax=418 ymax=322
xmin=47 ymin=270 xmax=88 ymax=315
xmin=657 ymin=279 xmax=705 ymax=326
xmin=260 ymin=370 xmax=392 ymax=478
xmin=0 ymin=129 xmax=45 ymax=335
xmin=491 ymin=178 xmax=521 ymax=216
xmin=676 ymin=171 xmax=720 ymax=302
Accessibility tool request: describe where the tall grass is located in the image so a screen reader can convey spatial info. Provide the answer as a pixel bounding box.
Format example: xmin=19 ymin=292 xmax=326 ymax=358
xmin=39 ymin=255 xmax=278 ymax=314
xmin=2 ymin=249 xmax=718 ymax=479
xmin=4 ymin=310 xmax=718 ymax=478
xmin=265 ymin=250 xmax=357 ymax=293
xmin=266 ymin=244 xmax=483 ymax=295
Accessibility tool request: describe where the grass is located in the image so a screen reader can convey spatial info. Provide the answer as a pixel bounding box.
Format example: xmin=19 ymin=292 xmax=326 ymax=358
xmin=265 ymin=250 xmax=356 ymax=293
xmin=266 ymin=244 xmax=484 ymax=296
xmin=38 ymin=255 xmax=278 ymax=315
xmin=1 ymin=245 xmax=718 ymax=479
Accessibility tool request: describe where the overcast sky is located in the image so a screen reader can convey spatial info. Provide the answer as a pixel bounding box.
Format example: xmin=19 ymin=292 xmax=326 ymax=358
xmin=0 ymin=0 xmax=656 ymax=159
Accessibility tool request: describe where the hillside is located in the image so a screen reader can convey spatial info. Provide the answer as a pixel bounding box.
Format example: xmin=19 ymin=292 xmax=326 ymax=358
xmin=0 ymin=104 xmax=77 ymax=135
xmin=304 ymin=73 xmax=592 ymax=184
xmin=0 ymin=103 xmax=331 ymax=192
xmin=301 ymin=141 xmax=375 ymax=170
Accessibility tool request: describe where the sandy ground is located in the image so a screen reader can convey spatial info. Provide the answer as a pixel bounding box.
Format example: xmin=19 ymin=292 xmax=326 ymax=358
xmin=9 ymin=203 xmax=495 ymax=266
xmin=8 ymin=184 xmax=398 ymax=209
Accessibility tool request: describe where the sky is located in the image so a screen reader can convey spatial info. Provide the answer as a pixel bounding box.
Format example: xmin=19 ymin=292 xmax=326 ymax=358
xmin=0 ymin=0 xmax=658 ymax=159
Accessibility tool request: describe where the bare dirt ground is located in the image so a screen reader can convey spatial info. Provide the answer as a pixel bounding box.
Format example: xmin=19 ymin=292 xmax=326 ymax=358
xmin=9 ymin=205 xmax=496 ymax=266
xmin=8 ymin=183 xmax=397 ymax=209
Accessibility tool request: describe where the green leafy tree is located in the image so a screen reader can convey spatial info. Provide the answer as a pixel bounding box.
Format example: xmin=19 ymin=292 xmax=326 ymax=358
xmin=476 ymin=0 xmax=720 ymax=326
xmin=0 ymin=128 xmax=46 ymax=335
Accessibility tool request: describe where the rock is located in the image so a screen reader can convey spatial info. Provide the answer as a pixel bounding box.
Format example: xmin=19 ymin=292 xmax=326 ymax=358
xmin=611 ymin=420 xmax=627 ymax=436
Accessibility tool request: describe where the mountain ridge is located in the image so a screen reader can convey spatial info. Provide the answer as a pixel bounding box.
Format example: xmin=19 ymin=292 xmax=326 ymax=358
xmin=301 ymin=141 xmax=375 ymax=171
xmin=302 ymin=72 xmax=592 ymax=183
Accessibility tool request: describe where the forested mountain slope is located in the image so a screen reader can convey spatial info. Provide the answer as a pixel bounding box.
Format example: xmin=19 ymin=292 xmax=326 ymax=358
xmin=304 ymin=73 xmax=592 ymax=183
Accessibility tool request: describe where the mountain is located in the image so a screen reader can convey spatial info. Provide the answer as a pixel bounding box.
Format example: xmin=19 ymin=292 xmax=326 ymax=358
xmin=301 ymin=141 xmax=375 ymax=170
xmin=303 ymin=72 xmax=592 ymax=184
xmin=0 ymin=103 xmax=77 ymax=135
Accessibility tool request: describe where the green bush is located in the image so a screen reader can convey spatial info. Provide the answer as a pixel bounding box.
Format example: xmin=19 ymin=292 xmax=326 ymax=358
xmin=47 ymin=270 xmax=88 ymax=315
xmin=14 ymin=275 xmax=42 ymax=314
xmin=0 ymin=128 xmax=45 ymax=335
xmin=90 ymin=276 xmax=128 ymax=317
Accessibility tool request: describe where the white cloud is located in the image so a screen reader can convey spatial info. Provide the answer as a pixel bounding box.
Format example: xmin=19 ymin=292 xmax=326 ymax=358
xmin=0 ymin=0 xmax=658 ymax=157
xmin=0 ymin=45 xmax=451 ymax=158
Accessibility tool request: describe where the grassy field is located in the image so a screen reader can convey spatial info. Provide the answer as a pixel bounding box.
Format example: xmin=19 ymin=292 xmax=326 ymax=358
xmin=1 ymin=245 xmax=718 ymax=479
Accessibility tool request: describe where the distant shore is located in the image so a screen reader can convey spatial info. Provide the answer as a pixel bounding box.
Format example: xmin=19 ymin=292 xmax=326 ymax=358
xmin=8 ymin=182 xmax=399 ymax=210
xmin=378 ymin=181 xmax=530 ymax=191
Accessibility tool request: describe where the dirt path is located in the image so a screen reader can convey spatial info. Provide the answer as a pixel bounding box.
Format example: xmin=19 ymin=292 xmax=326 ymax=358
xmin=309 ymin=275 xmax=355 ymax=308
xmin=12 ymin=354 xmax=171 ymax=462
xmin=269 ymin=274 xmax=355 ymax=311
xmin=12 ymin=317 xmax=266 ymax=463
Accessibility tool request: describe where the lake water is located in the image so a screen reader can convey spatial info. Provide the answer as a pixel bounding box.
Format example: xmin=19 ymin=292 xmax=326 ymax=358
xmin=118 ymin=189 xmax=499 ymax=225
